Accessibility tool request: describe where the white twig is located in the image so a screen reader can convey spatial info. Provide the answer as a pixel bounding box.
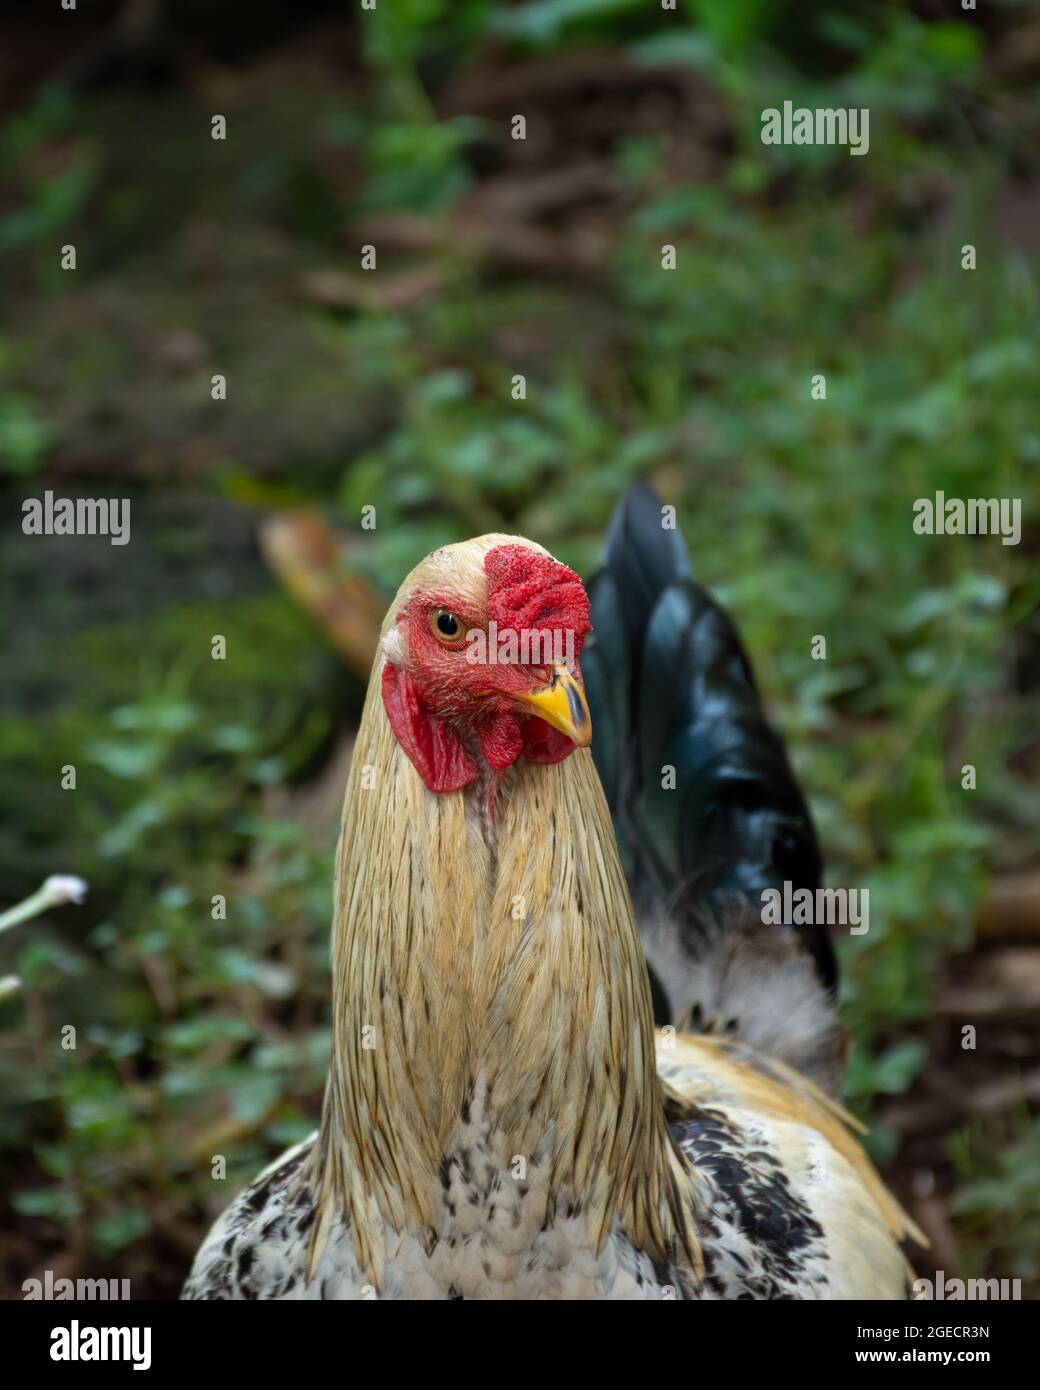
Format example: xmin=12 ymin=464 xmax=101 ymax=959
xmin=0 ymin=874 xmax=89 ymax=935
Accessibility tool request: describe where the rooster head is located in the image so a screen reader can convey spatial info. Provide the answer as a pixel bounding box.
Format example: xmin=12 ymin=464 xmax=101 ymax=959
xmin=380 ymin=536 xmax=592 ymax=794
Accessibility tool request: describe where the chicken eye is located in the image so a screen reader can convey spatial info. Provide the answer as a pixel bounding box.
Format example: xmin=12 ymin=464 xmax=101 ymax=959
xmin=430 ymin=609 xmax=465 ymax=644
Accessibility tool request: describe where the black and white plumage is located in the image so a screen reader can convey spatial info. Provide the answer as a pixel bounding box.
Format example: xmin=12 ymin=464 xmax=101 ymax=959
xmin=583 ymin=481 xmax=836 ymax=1006
xmin=183 ymin=1035 xmax=914 ymax=1300
xmin=183 ymin=498 xmax=921 ymax=1300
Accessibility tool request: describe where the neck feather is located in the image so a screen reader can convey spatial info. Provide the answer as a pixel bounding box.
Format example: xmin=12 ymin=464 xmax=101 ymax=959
xmin=308 ymin=656 xmax=700 ymax=1286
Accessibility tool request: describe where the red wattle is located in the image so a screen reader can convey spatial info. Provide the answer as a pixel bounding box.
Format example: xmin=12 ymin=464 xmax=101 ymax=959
xmin=381 ymin=663 xmax=479 ymax=793
xmin=522 ymin=718 xmax=578 ymax=765
xmin=479 ymin=711 xmax=525 ymax=771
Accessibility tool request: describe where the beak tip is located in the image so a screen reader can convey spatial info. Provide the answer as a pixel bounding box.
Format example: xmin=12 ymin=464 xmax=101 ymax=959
xmin=513 ymin=664 xmax=593 ymax=748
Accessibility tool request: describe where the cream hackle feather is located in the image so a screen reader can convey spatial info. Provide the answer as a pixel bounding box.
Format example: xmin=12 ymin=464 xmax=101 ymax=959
xmin=305 ymin=535 xmax=702 ymax=1288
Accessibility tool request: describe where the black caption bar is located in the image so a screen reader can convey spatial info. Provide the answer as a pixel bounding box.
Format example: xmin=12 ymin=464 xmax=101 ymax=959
xmin=0 ymin=1295 xmax=1032 ymax=1373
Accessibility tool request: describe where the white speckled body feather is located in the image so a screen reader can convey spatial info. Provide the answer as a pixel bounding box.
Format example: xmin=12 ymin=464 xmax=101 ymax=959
xmin=183 ymin=1039 xmax=912 ymax=1300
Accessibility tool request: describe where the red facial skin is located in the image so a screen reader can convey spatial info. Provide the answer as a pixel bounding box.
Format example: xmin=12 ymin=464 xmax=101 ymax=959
xmin=381 ymin=547 xmax=591 ymax=804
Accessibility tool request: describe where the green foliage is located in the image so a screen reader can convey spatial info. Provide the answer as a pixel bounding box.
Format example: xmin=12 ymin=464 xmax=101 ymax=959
xmin=0 ymin=594 xmax=342 ymax=1290
xmin=0 ymin=86 xmax=98 ymax=291
xmin=0 ymin=392 xmax=54 ymax=476
xmin=685 ymin=0 xmax=782 ymax=57
xmin=362 ymin=116 xmax=481 ymax=214
xmin=362 ymin=0 xmax=493 ymax=71
xmin=952 ymin=1120 xmax=1040 ymax=1282
xmin=491 ymin=0 xmax=650 ymax=48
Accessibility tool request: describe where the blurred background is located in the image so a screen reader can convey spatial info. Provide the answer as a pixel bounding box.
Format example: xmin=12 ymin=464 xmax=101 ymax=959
xmin=1 ymin=0 xmax=1039 ymax=1299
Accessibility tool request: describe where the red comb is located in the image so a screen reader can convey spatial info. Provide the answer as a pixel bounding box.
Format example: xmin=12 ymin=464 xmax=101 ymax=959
xmin=484 ymin=546 xmax=590 ymax=653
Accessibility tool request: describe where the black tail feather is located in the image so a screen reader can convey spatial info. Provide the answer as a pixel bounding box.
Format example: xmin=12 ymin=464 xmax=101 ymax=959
xmin=585 ymin=482 xmax=836 ymax=1024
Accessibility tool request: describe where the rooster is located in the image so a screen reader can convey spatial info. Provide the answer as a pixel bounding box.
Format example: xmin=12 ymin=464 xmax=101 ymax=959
xmin=183 ymin=496 xmax=922 ymax=1299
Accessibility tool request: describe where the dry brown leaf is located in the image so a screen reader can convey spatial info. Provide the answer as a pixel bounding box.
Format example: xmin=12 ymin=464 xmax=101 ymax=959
xmin=259 ymin=511 xmax=384 ymax=680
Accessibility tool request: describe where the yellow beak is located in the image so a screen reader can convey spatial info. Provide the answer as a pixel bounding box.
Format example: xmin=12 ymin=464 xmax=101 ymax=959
xmin=512 ymin=664 xmax=592 ymax=748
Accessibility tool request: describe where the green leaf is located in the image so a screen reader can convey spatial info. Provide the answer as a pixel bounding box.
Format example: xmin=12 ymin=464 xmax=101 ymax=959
xmin=86 ymin=740 xmax=165 ymax=780
xmin=491 ymin=0 xmax=647 ymax=47
xmin=686 ymin=0 xmax=779 ymax=55
xmin=0 ymin=398 xmax=54 ymax=475
xmin=93 ymin=1209 xmax=150 ymax=1255
xmin=923 ymin=21 xmax=983 ymax=70
xmin=165 ymin=1016 xmax=258 ymax=1052
xmin=230 ymin=1073 xmax=282 ymax=1124
xmin=13 ymin=1186 xmax=82 ymax=1221
xmin=871 ymin=1040 xmax=929 ymax=1095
